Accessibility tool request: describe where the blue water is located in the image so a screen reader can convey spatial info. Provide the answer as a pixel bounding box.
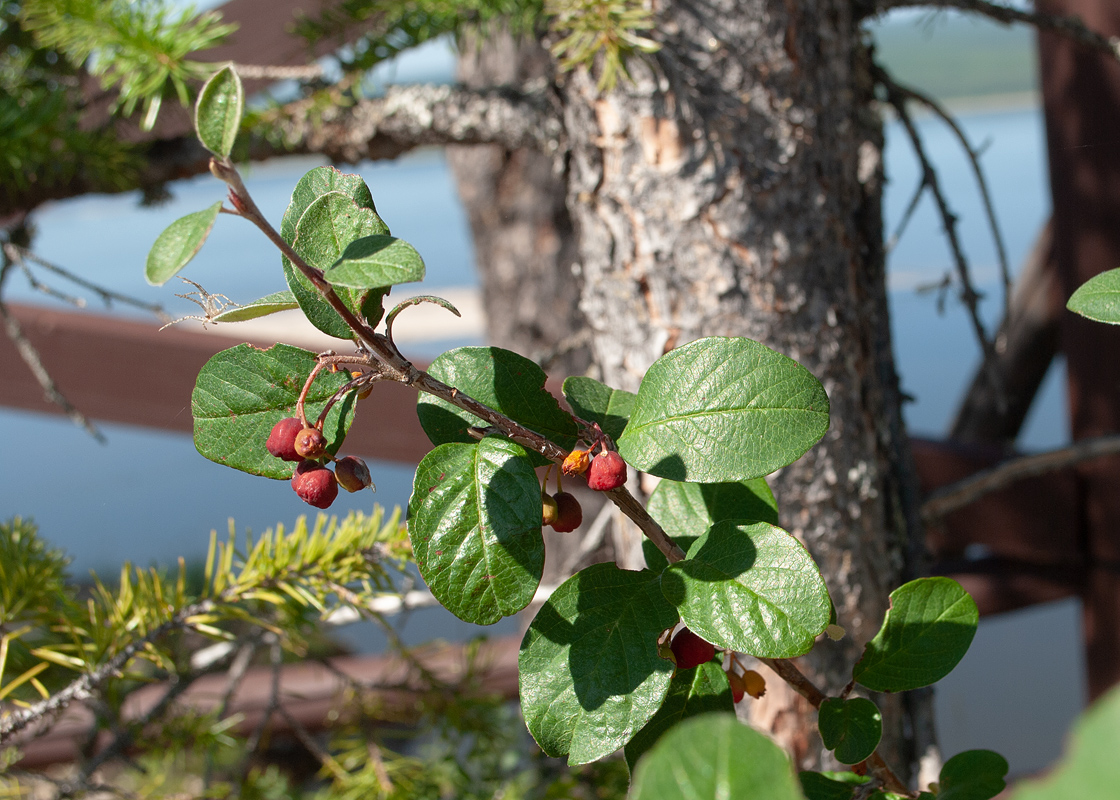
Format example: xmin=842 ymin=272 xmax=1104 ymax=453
xmin=2 ymin=104 xmax=1056 ymax=576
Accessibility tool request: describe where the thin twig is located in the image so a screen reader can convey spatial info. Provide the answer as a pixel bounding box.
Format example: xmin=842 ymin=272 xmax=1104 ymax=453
xmin=922 ymin=434 xmax=1120 ymax=522
xmin=874 ymin=64 xmax=1005 ymax=412
xmin=0 ymin=261 xmax=105 ymax=443
xmin=876 ymin=0 xmax=1120 ymax=64
xmin=877 ymin=71 xmax=1012 ymax=317
xmin=231 ymin=62 xmax=326 ymax=81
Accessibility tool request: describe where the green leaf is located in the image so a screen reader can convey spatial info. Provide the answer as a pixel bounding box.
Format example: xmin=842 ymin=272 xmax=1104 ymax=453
xmin=1067 ymin=268 xmax=1120 ymax=324
xmin=818 ymin=697 xmax=882 ymax=765
xmin=191 ymin=344 xmax=355 ymax=479
xmin=417 ymin=347 xmax=578 ymax=464
xmin=195 ymin=65 xmax=243 ymax=158
xmin=519 ymin=563 xmax=678 ymax=765
xmin=145 ymin=201 xmax=222 ymax=285
xmin=1012 ymin=684 xmax=1120 ymax=800
xmin=800 ymin=772 xmax=871 ymax=800
xmin=211 ymin=290 xmax=298 ymax=323
xmin=561 ymin=376 xmax=636 ymax=441
xmin=853 ymin=577 xmax=978 ymax=692
xmin=280 ymin=168 xmax=390 ymax=339
xmin=660 ymin=521 xmax=831 ymax=658
xmin=325 ymin=235 xmax=425 ymax=289
xmin=939 ymin=750 xmax=1008 ymax=800
xmin=407 ymin=439 xmax=543 ymax=625
xmin=618 ymin=336 xmax=829 ymax=482
xmin=643 ymin=478 xmax=778 ymax=572
xmin=630 ymin=713 xmax=803 ymax=800
xmin=624 ymin=660 xmax=734 ymax=772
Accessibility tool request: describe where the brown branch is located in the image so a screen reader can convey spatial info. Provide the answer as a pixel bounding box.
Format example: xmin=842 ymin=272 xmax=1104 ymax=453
xmin=922 ymin=434 xmax=1120 ymax=522
xmin=872 ymin=0 xmax=1120 ymax=64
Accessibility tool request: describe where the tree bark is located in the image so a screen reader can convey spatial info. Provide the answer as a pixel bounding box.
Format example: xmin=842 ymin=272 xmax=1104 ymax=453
xmin=557 ymin=0 xmax=928 ymax=777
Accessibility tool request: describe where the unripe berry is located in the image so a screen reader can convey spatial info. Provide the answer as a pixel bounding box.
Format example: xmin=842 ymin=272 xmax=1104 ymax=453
xmin=335 ymin=455 xmax=373 ymax=493
xmin=587 ymin=450 xmax=627 ymax=491
xmin=294 ymin=427 xmax=328 ymax=459
xmin=291 ymin=460 xmax=338 ymax=508
xmin=550 ymin=491 xmax=583 ymax=532
xmin=542 ymin=493 xmax=560 ymax=527
xmin=670 ymin=628 xmax=715 ymax=670
xmin=741 ymin=669 xmax=767 ymax=699
xmin=266 ymin=417 xmax=304 ymax=462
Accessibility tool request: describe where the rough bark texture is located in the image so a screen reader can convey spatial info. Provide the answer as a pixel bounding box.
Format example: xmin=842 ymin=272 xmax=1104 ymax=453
xmin=558 ymin=0 xmax=928 ymax=776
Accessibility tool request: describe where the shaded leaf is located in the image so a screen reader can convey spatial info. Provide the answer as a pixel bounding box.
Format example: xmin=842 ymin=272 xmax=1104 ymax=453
xmin=1067 ymin=268 xmax=1120 ymax=324
xmin=325 ymin=234 xmax=425 ymax=289
xmin=1012 ymin=684 xmax=1120 ymax=800
xmin=630 ymin=713 xmax=803 ymax=800
xmin=644 ymin=478 xmax=778 ymax=572
xmin=562 ymin=376 xmax=636 ymax=441
xmin=618 ymin=336 xmax=829 ymax=482
xmin=145 ymin=201 xmax=222 ymax=285
xmin=407 ymin=439 xmax=543 ymax=625
xmin=191 ymin=344 xmax=355 ymax=479
xmin=624 ymin=660 xmax=734 ymax=772
xmin=417 ymin=347 xmax=578 ymax=464
xmin=853 ymin=577 xmax=978 ymax=692
xmin=211 ymin=290 xmax=298 ymax=322
xmin=519 ymin=563 xmax=678 ymax=765
xmin=195 ymin=65 xmax=243 ymax=157
xmin=939 ymin=750 xmax=1008 ymax=800
xmin=818 ymin=697 xmax=882 ymax=765
xmin=800 ymin=771 xmax=871 ymax=800
xmin=661 ymin=521 xmax=831 ymax=658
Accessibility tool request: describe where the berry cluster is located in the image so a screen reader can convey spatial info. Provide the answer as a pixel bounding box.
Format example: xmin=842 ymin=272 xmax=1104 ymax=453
xmin=267 ymin=417 xmax=373 ymax=509
xmin=666 ymin=627 xmax=766 ymax=703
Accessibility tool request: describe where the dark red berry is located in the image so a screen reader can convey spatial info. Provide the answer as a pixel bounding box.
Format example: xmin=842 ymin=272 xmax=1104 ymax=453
xmin=551 ymin=491 xmax=583 ymax=532
xmin=291 ymin=460 xmax=338 ymax=509
xmin=670 ymin=628 xmax=715 ymax=670
xmin=294 ymin=427 xmax=328 ymax=459
xmin=335 ymin=455 xmax=373 ymax=493
xmin=728 ymin=671 xmax=746 ymax=703
xmin=267 ymin=417 xmax=304 ymax=462
xmin=542 ymin=493 xmax=560 ymax=527
xmin=587 ymin=450 xmax=627 ymax=491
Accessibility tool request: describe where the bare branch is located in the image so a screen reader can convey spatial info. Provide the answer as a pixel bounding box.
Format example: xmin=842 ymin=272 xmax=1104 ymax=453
xmin=922 ymin=434 xmax=1120 ymax=522
xmin=872 ymin=0 xmax=1120 ymax=63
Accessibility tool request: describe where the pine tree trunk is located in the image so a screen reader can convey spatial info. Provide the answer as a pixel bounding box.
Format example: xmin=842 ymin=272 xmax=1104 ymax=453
xmin=557 ymin=0 xmax=929 ymax=776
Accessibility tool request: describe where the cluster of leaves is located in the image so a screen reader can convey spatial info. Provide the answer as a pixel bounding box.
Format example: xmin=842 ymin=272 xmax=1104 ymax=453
xmin=545 ymin=0 xmax=659 ymax=89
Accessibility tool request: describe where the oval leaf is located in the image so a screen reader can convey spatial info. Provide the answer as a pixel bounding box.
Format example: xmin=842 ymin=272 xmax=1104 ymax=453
xmin=519 ymin=563 xmax=679 ymax=765
xmin=661 ymin=521 xmax=831 ymax=658
xmin=618 ymin=336 xmax=830 ymax=481
xmin=939 ymin=750 xmax=1008 ymax=800
xmin=195 ymin=65 xmax=243 ymax=157
xmin=280 ymin=166 xmax=381 ymax=240
xmin=325 ymin=234 xmax=425 ymax=289
xmin=853 ymin=577 xmax=978 ymax=692
xmin=145 ymin=201 xmax=222 ymax=285
xmin=624 ymin=660 xmax=734 ymax=772
xmin=800 ymin=771 xmax=871 ymax=800
xmin=1067 ymin=268 xmax=1120 ymax=324
xmin=644 ymin=478 xmax=778 ymax=572
xmin=211 ymin=290 xmax=298 ymax=323
xmin=191 ymin=344 xmax=355 ymax=479
xmin=818 ymin=697 xmax=883 ymax=765
xmin=630 ymin=713 xmax=803 ymax=800
xmin=407 ymin=439 xmax=543 ymax=625
xmin=417 ymin=347 xmax=578 ymax=463
xmin=562 ymin=376 xmax=636 ymax=442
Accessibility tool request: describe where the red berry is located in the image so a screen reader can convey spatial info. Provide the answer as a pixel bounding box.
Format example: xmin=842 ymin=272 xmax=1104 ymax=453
xmin=670 ymin=628 xmax=715 ymax=670
xmin=727 ymin=670 xmax=746 ymax=703
xmin=542 ymin=493 xmax=560 ymax=527
xmin=291 ymin=460 xmax=338 ymax=509
xmin=267 ymin=417 xmax=304 ymax=462
xmin=335 ymin=456 xmax=373 ymax=493
xmin=587 ymin=450 xmax=627 ymax=491
xmin=551 ymin=491 xmax=583 ymax=532
xmin=294 ymin=427 xmax=328 ymax=459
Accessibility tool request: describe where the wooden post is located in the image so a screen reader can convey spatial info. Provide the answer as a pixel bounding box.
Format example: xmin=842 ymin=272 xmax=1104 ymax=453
xmin=1037 ymin=0 xmax=1120 ymax=700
